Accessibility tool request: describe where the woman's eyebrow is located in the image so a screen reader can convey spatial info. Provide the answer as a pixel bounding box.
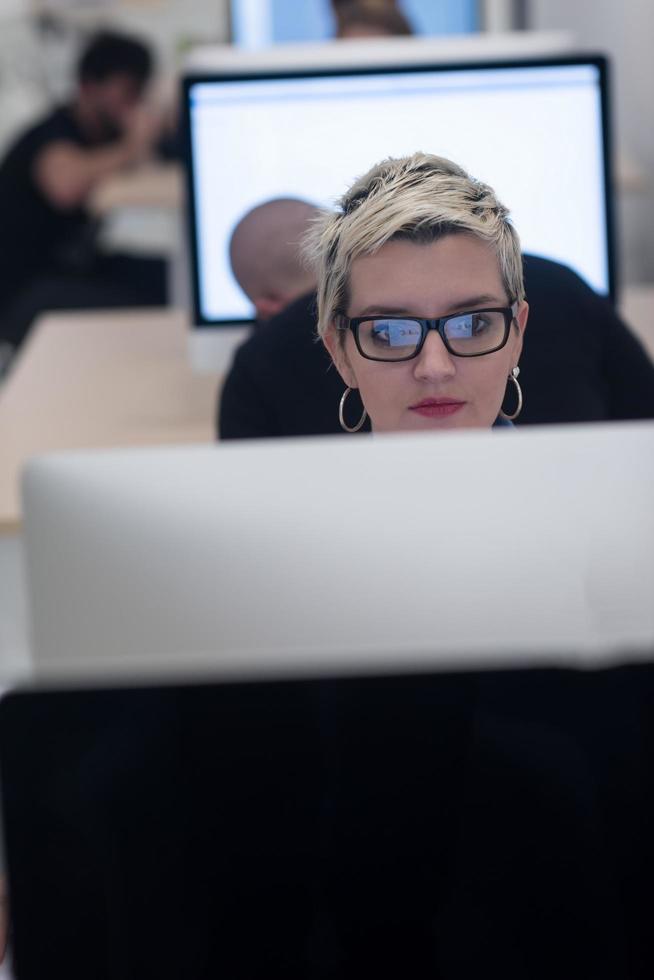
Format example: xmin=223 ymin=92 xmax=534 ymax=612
xmin=353 ymin=294 xmax=505 ymax=317
xmin=354 ymin=305 xmax=414 ymax=316
xmin=442 ymin=293 xmax=507 ymax=312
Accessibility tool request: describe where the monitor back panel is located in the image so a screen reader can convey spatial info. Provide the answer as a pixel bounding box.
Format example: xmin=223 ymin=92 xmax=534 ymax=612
xmin=22 ymin=423 xmax=654 ymax=672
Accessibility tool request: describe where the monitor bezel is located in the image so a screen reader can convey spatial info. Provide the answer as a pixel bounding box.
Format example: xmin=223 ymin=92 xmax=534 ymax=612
xmin=181 ymin=54 xmax=615 ymax=330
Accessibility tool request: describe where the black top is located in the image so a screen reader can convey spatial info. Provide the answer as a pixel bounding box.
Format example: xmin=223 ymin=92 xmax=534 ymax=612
xmin=219 ymin=255 xmax=654 ymax=439
xmin=0 ymin=106 xmax=99 ymax=309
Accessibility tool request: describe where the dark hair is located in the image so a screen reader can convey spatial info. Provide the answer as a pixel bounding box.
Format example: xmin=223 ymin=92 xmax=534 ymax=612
xmin=334 ymin=1 xmax=414 ymax=37
xmin=77 ymin=31 xmax=153 ymax=88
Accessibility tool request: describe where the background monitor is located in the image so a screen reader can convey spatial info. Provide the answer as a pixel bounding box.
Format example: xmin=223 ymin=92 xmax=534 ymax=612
xmin=230 ymin=0 xmax=479 ymax=48
xmin=22 ymin=423 xmax=654 ymax=677
xmin=183 ymin=54 xmax=614 ymax=335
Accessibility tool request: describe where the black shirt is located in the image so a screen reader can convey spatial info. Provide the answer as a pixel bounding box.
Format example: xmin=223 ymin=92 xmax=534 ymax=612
xmin=219 ymin=256 xmax=654 ymax=438
xmin=0 ymin=105 xmax=99 ymax=309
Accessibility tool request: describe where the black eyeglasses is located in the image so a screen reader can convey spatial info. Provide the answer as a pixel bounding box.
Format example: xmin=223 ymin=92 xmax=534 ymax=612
xmin=337 ymin=304 xmax=517 ymax=362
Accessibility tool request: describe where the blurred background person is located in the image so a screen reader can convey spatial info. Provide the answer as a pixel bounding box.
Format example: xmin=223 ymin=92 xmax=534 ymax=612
xmin=220 ymin=195 xmax=337 ymax=439
xmin=333 ymin=0 xmax=414 ymax=39
xmin=0 ymin=29 xmax=167 ymax=369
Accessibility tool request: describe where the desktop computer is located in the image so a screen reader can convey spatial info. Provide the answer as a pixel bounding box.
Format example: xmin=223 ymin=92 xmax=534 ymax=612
xmin=12 ymin=421 xmax=654 ymax=978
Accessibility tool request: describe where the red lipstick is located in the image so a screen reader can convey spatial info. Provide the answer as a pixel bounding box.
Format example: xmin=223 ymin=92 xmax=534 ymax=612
xmin=409 ymin=399 xmax=466 ymax=418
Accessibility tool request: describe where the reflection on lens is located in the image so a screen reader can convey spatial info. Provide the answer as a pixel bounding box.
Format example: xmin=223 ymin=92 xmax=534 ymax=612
xmin=445 ymin=311 xmax=505 ymax=354
xmin=359 ymin=318 xmax=421 ymax=359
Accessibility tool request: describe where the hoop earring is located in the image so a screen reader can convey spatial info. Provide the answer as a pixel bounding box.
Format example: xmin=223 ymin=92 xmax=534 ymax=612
xmin=339 ymin=387 xmax=368 ymax=433
xmin=500 ymin=366 xmax=523 ymax=421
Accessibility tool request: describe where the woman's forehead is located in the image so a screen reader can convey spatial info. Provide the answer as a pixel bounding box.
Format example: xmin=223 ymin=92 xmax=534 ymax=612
xmin=347 ymin=235 xmax=506 ymax=315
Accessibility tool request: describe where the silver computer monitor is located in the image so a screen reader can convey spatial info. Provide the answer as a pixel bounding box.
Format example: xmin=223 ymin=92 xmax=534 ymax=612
xmin=22 ymin=423 xmax=654 ymax=677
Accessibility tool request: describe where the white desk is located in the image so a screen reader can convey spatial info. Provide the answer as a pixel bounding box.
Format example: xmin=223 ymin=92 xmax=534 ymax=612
xmin=90 ymin=163 xmax=185 ymax=274
xmin=88 ymin=163 xmax=183 ymax=216
xmin=0 ymin=307 xmax=218 ymax=533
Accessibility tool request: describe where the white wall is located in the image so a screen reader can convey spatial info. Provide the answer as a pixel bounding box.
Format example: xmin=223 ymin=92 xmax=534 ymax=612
xmin=105 ymin=0 xmax=230 ymax=70
xmin=528 ymin=0 xmax=654 ymax=284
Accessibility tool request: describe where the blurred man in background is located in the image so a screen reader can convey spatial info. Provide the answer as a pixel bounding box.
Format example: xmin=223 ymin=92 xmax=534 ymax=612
xmin=229 ymin=198 xmax=319 ymax=323
xmin=0 ymin=30 xmax=166 ymax=372
xmin=333 ymin=0 xmax=414 ymax=39
xmin=220 ymin=196 xmax=339 ymax=440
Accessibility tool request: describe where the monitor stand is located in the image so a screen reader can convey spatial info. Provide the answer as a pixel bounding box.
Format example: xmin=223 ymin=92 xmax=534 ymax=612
xmin=188 ymin=325 xmax=253 ymax=373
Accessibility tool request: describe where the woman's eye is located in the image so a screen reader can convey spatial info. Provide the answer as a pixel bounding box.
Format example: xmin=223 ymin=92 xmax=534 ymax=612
xmin=472 ymin=316 xmax=491 ymax=335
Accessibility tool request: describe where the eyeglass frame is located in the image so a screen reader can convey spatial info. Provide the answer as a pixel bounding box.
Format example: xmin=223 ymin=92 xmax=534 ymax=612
xmin=336 ymin=302 xmax=519 ymax=362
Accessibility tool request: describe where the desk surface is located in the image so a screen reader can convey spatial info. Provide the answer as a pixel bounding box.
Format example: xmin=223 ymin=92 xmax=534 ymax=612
xmin=89 ymin=162 xmax=183 ymax=215
xmin=0 ymin=309 xmax=219 ymax=533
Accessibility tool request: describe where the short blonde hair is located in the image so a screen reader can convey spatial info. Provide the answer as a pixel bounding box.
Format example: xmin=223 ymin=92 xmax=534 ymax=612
xmin=305 ymin=152 xmax=524 ymax=340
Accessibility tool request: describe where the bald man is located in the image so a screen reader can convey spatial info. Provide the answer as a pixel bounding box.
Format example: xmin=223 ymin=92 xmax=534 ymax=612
xmin=229 ymin=197 xmax=318 ymax=321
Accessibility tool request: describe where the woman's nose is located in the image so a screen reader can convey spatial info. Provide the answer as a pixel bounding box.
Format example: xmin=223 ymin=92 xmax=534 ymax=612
xmin=413 ymin=330 xmax=457 ymax=382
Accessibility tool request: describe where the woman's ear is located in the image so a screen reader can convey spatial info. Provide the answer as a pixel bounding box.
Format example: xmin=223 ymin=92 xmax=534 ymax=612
xmin=323 ymin=323 xmax=359 ymax=389
xmin=513 ymin=300 xmax=529 ymax=362
xmin=516 ymin=300 xmax=529 ymax=336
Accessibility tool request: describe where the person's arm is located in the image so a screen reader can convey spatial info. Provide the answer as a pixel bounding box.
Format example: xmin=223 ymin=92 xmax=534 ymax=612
xmin=218 ymin=348 xmax=279 ymax=440
xmin=32 ymin=106 xmax=160 ymax=210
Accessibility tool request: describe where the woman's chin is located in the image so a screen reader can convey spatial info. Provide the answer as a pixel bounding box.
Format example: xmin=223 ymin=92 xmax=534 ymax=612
xmin=372 ymin=408 xmax=494 ymax=433
xmin=404 ymin=408 xmax=475 ymax=431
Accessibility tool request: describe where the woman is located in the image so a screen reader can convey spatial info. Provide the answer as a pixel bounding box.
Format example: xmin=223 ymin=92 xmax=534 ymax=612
xmin=307 ymin=152 xmax=529 ymax=433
